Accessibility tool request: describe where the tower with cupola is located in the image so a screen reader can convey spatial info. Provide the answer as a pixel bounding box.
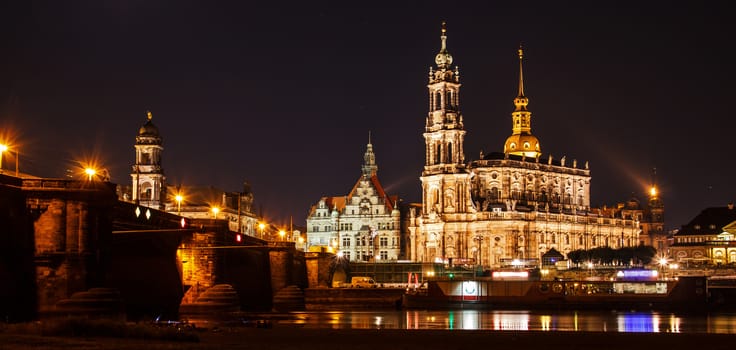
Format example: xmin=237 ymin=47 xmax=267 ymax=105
xmin=503 ymin=45 xmax=541 ymax=158
xmin=420 ymin=22 xmax=471 ymax=217
xmin=131 ymin=111 xmax=166 ymax=210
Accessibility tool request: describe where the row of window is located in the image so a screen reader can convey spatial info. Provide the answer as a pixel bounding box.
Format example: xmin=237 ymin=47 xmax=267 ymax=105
xmin=341 ymin=236 xmax=398 ymax=247
xmin=346 ymin=250 xmax=390 ymax=261
xmin=311 ymin=223 xmax=396 ymax=232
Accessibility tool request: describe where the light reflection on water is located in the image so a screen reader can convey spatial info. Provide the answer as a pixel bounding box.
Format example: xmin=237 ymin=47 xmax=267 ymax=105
xmin=265 ymin=310 xmax=736 ymax=334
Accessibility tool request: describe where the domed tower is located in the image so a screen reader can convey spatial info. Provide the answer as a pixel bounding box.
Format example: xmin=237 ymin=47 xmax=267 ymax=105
xmin=503 ymin=45 xmax=541 ymax=158
xmin=131 ymin=111 xmax=166 ymax=209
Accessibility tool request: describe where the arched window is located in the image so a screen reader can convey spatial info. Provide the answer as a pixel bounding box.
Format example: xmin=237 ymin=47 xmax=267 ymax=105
xmin=435 ymin=91 xmax=442 ymax=110
xmin=447 ymin=142 xmax=453 ymax=163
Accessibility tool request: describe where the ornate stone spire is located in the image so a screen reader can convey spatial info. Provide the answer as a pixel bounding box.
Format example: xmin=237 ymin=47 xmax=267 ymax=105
xmin=430 ymin=21 xmax=459 ymax=84
xmin=362 ymin=131 xmax=378 ymax=177
xmin=435 ymin=21 xmax=453 ymax=70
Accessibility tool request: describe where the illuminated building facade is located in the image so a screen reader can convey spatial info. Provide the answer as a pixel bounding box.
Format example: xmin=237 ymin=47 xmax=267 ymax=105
xmin=670 ymin=204 xmax=736 ymax=265
xmin=306 ymin=137 xmax=401 ymax=261
xmin=130 ymin=111 xmax=166 ymax=209
xmin=407 ymin=24 xmax=663 ymax=268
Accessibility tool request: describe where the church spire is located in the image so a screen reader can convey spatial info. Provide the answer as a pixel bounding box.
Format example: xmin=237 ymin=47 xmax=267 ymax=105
xmin=517 ymin=44 xmax=525 ymax=97
xmin=503 ymin=45 xmax=541 ymax=158
xmin=362 ymin=131 xmax=377 ymax=177
xmin=434 ymin=21 xmax=453 ymax=71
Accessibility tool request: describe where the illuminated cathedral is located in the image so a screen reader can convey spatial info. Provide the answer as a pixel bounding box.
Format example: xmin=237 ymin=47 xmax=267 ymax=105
xmin=407 ymin=23 xmax=665 ymax=268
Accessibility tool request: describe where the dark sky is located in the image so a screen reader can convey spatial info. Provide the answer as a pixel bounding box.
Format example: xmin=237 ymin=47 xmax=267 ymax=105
xmin=1 ymin=1 xmax=733 ymax=231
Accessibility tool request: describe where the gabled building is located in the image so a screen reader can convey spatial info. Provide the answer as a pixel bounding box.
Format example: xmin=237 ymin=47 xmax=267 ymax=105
xmin=306 ymin=137 xmax=401 ymax=262
xmin=670 ymin=204 xmax=736 ymax=265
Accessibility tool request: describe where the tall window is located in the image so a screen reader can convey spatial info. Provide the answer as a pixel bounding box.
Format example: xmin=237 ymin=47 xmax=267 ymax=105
xmin=380 ymin=251 xmax=388 ymax=260
xmin=380 ymin=237 xmax=388 ymax=247
xmin=342 ymin=237 xmax=351 ymax=247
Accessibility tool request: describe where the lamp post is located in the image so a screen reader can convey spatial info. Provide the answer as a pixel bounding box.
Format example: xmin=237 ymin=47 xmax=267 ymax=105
xmin=175 ymin=194 xmax=183 ymax=215
xmin=0 ymin=144 xmax=6 ymax=173
xmin=279 ymin=229 xmax=285 ymax=241
xmin=658 ymin=257 xmax=668 ymax=279
xmin=259 ymin=222 xmax=266 ymax=240
xmin=84 ymin=167 xmax=96 ymax=181
xmin=211 ymin=206 xmax=220 ymax=220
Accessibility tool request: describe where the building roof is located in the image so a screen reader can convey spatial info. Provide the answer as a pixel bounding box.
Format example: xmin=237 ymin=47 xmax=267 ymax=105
xmin=675 ymin=205 xmax=736 ymax=236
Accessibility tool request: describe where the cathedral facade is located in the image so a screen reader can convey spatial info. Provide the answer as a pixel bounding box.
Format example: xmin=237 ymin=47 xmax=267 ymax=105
xmin=407 ymin=24 xmax=664 ymax=268
xmin=306 ymin=138 xmax=401 ymax=262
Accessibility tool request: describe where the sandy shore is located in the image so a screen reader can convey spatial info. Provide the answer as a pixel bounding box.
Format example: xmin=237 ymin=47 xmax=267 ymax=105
xmin=2 ymin=326 xmax=734 ymax=350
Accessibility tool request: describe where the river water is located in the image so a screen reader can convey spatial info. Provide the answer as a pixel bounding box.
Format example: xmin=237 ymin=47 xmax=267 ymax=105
xmin=225 ymin=310 xmax=736 ymax=334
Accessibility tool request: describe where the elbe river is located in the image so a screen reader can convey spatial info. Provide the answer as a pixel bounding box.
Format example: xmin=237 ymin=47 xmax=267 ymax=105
xmin=188 ymin=310 xmax=736 ymax=334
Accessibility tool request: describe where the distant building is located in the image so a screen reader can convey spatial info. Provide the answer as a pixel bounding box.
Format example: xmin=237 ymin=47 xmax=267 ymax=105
xmin=407 ymin=23 xmax=663 ymax=268
xmin=166 ymin=183 xmax=259 ymax=236
xmin=669 ymin=203 xmax=736 ymax=265
xmin=306 ymin=136 xmax=401 ymax=262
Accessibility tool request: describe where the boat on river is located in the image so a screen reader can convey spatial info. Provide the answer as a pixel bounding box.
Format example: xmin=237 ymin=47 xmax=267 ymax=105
xmin=402 ymin=270 xmax=709 ymax=310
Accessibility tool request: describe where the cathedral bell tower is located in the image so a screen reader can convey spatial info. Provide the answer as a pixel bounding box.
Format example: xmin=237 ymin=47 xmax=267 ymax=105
xmin=423 ymin=21 xmax=465 ymax=174
xmin=131 ymin=111 xmax=166 ymax=210
xmin=420 ymin=22 xmax=470 ymax=216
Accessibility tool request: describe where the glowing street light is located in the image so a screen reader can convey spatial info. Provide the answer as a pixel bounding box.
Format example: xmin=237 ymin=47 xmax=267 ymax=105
xmin=84 ymin=167 xmax=96 ymax=181
xmin=279 ymin=229 xmax=286 ymax=241
xmin=0 ymin=142 xmax=19 ymax=176
xmin=175 ymin=194 xmax=183 ymax=215
xmin=211 ymin=206 xmax=220 ymax=219
xmin=258 ymin=222 xmax=266 ymax=239
xmin=0 ymin=143 xmax=7 ymax=173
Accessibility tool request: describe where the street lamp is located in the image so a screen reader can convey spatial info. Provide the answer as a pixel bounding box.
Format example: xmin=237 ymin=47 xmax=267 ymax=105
xmin=84 ymin=167 xmax=96 ymax=181
xmin=211 ymin=206 xmax=220 ymax=219
xmin=0 ymin=144 xmax=6 ymax=173
xmin=279 ymin=229 xmax=285 ymax=241
xmin=175 ymin=194 xmax=183 ymax=215
xmin=258 ymin=222 xmax=266 ymax=239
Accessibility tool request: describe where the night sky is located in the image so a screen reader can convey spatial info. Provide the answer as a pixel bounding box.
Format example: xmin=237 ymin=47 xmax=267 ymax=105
xmin=1 ymin=1 xmax=733 ymax=231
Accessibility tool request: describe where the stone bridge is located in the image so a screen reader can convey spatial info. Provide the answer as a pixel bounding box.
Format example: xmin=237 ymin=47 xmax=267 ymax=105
xmin=0 ymin=173 xmax=333 ymax=321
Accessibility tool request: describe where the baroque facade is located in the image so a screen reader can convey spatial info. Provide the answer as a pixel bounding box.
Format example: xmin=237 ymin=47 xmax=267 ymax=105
xmin=306 ymin=138 xmax=401 ymax=262
xmin=407 ymin=24 xmax=664 ymax=268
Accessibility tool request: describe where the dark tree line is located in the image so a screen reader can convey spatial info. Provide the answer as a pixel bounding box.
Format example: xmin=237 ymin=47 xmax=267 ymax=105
xmin=566 ymin=245 xmax=656 ymax=266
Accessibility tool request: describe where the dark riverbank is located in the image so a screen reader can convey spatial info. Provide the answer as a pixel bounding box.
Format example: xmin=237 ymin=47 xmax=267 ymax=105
xmin=2 ymin=326 xmax=734 ymax=350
